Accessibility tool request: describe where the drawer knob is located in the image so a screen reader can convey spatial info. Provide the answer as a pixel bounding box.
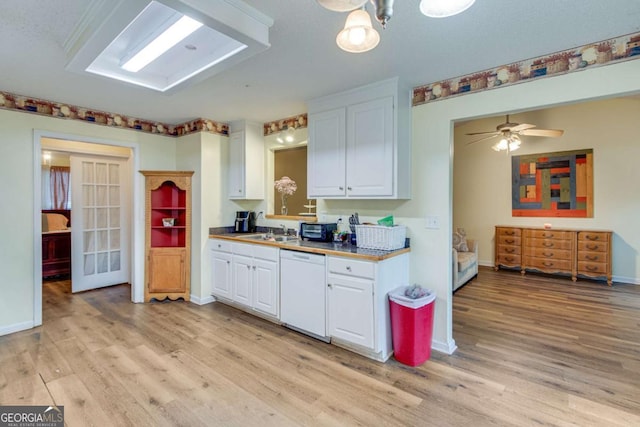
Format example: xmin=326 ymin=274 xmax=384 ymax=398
xmin=346 ymin=266 xmax=352 ymax=271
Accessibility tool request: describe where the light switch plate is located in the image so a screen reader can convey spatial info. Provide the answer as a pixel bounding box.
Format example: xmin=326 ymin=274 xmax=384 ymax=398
xmin=425 ymin=215 xmax=440 ymax=229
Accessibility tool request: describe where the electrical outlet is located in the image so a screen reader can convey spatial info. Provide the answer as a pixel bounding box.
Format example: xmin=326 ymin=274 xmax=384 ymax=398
xmin=425 ymin=215 xmax=440 ymax=229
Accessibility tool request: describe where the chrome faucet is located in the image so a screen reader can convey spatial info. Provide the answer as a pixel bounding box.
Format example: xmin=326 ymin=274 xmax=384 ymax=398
xmin=280 ymin=224 xmax=288 ymax=235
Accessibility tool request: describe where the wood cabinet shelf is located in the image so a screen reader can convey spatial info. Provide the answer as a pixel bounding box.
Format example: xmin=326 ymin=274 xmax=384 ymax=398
xmin=141 ymin=170 xmax=194 ymax=301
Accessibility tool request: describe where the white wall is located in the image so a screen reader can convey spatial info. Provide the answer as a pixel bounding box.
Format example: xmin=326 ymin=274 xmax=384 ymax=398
xmin=176 ymin=131 xmax=233 ymax=304
xmin=409 ymin=59 xmax=640 ymax=352
xmin=454 ymin=98 xmax=640 ymax=284
xmin=0 ymin=108 xmax=176 ymax=335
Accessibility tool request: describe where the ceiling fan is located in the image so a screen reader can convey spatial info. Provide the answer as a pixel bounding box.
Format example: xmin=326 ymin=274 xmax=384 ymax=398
xmin=466 ymin=115 xmax=564 ymax=152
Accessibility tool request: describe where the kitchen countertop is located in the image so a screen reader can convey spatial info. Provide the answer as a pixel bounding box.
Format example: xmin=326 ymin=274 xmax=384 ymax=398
xmin=209 ymin=233 xmax=410 ymax=261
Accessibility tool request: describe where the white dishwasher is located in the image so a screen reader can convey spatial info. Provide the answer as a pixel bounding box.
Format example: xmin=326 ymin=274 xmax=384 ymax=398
xmin=280 ymin=249 xmax=329 ymax=342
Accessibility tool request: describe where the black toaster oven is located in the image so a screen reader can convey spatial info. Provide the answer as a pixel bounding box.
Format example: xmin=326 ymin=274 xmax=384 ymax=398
xmin=299 ymin=222 xmax=338 ymax=242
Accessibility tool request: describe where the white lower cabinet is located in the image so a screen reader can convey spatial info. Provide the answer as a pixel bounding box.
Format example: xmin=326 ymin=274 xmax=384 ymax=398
xmin=326 ymin=253 xmax=409 ymax=362
xmin=210 ymin=239 xmax=233 ymax=299
xmin=252 ymin=257 xmax=279 ymax=317
xmin=232 ymin=253 xmax=253 ymax=306
xmin=210 ymin=239 xmax=279 ymax=320
xmin=327 ymin=276 xmax=374 ymax=349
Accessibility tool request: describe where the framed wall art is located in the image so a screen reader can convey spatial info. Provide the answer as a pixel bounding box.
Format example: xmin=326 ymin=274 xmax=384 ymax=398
xmin=512 ymin=149 xmax=593 ymax=217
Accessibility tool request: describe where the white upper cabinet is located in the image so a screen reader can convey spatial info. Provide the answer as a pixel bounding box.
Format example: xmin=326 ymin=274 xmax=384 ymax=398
xmin=228 ymin=121 xmax=264 ymax=199
xmin=307 ymin=107 xmax=347 ymax=197
xmin=306 ymin=77 xmax=411 ymax=199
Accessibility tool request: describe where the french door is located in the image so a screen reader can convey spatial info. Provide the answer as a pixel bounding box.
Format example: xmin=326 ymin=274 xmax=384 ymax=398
xmin=70 ymin=155 xmax=129 ymax=292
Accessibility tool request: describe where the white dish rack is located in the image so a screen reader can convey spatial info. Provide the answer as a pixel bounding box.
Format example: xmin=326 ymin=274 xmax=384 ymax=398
xmin=355 ymin=225 xmax=407 ymax=250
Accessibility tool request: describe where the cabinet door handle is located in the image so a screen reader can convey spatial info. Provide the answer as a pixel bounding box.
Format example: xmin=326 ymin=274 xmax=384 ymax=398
xmin=252 ymin=266 xmax=256 ymax=270
xmin=347 ymin=186 xmax=352 ymax=191
xmin=246 ymin=265 xmax=250 ymax=270
xmin=339 ymin=186 xmax=344 ymax=190
xmin=346 ymin=266 xmax=352 ymax=272
xmin=327 ymin=283 xmax=333 ymax=289
xmin=226 ymin=260 xmax=230 ymax=264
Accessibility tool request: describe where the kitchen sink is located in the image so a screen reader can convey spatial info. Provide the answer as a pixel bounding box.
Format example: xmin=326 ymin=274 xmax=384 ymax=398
xmin=236 ymin=234 xmax=298 ymax=243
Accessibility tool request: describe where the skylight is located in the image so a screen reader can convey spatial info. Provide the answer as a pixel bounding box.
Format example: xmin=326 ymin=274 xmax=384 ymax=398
xmin=65 ymin=0 xmax=272 ymax=93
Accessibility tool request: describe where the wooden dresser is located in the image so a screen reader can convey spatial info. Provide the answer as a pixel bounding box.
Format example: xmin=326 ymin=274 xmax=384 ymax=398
xmin=495 ymin=226 xmax=612 ymax=285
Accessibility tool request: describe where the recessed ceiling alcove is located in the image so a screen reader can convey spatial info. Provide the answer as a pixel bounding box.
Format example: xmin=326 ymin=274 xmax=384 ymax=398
xmin=64 ymin=0 xmax=273 ymax=93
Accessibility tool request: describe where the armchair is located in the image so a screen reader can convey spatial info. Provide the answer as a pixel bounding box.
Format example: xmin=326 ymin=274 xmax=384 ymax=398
xmin=453 ymin=238 xmax=478 ymax=292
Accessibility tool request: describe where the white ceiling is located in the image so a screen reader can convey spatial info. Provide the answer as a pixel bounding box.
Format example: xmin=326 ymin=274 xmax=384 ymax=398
xmin=1 ymin=0 xmax=640 ymax=125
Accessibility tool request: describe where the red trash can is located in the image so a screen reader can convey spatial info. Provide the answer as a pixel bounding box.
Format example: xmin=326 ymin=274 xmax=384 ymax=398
xmin=389 ymin=286 xmax=436 ymax=366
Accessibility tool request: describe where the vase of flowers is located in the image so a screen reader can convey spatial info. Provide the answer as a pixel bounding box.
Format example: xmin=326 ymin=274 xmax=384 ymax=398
xmin=274 ymin=176 xmax=297 ymax=216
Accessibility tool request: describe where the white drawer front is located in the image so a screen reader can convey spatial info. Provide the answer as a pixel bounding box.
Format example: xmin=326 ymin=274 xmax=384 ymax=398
xmin=253 ymin=245 xmax=279 ymax=262
xmin=210 ymin=239 xmax=232 ymax=253
xmin=232 ymin=242 xmax=253 ymax=257
xmin=328 ymin=256 xmax=375 ymax=279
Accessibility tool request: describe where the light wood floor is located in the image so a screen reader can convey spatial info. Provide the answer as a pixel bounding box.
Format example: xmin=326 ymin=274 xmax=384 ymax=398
xmin=1 ymin=269 xmax=639 ymax=426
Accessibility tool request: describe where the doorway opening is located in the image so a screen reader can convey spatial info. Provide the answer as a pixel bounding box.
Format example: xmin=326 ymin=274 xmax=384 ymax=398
xmin=34 ymin=132 xmax=142 ymax=327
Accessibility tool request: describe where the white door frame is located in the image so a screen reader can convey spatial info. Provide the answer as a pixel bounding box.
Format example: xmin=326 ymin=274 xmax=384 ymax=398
xmin=33 ymin=130 xmax=144 ymax=327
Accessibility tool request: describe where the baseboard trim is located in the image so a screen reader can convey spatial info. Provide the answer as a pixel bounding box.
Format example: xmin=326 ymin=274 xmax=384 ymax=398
xmin=432 ymin=338 xmax=457 ymax=355
xmin=189 ymin=294 xmax=215 ymax=305
xmin=0 ymin=320 xmax=35 ymax=337
xmin=612 ymin=275 xmax=640 ymax=285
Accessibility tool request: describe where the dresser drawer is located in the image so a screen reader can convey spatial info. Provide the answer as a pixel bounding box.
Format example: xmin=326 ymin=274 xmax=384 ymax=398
xmin=577 ymin=261 xmax=609 ymax=275
xmin=497 ymin=244 xmax=521 ymax=255
xmin=496 ymin=254 xmax=521 ymax=266
xmin=578 ymin=231 xmax=610 ymax=243
xmin=577 ymin=251 xmax=608 ymax=263
xmin=497 ymin=235 xmax=521 ymax=246
xmin=525 ymin=229 xmax=574 ymax=240
xmin=496 ymin=227 xmax=521 ymax=237
xmin=525 ymin=257 xmax=573 ymax=272
xmin=577 ymin=241 xmax=608 ymax=253
xmin=527 ymin=237 xmax=573 ymax=251
xmin=524 ymin=247 xmax=572 ymax=260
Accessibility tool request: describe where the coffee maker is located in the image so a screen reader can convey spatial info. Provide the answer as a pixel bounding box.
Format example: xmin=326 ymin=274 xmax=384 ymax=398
xmin=234 ymin=211 xmax=256 ymax=233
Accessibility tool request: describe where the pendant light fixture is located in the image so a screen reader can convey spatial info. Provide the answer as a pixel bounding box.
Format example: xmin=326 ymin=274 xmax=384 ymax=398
xmin=318 ymin=0 xmax=474 ymax=53
xmin=419 ymin=0 xmax=476 ymax=18
xmin=316 ymin=0 xmax=368 ymax=12
xmin=336 ymin=9 xmax=380 ymax=53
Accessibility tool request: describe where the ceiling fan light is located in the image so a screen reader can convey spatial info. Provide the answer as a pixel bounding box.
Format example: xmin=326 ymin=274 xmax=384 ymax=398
xmin=317 ymin=0 xmax=367 ymax=12
xmin=494 ymin=138 xmax=509 ymax=151
xmin=419 ymin=0 xmax=475 ymax=18
xmin=336 ymin=10 xmax=380 ymax=53
xmin=509 ymin=141 xmax=521 ymax=152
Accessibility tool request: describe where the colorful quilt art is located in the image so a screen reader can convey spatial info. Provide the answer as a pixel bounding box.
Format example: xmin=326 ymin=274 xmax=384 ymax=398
xmin=512 ymin=149 xmax=593 ymax=218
